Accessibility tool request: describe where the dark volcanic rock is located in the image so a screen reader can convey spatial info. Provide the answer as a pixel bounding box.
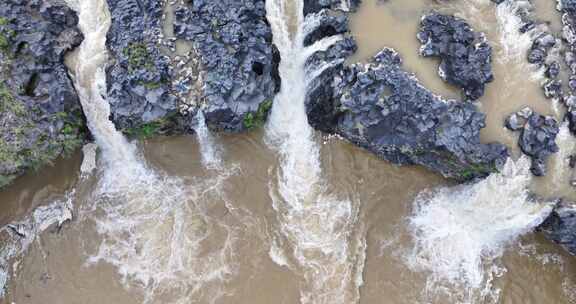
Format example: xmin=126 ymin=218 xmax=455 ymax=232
xmin=417 ymin=12 xmax=493 ymax=101
xmin=174 ymin=0 xmax=280 ymax=132
xmin=303 ymin=9 xmax=349 ymax=47
xmin=307 ymin=48 xmax=508 ymax=180
xmin=540 ymin=201 xmax=576 ymax=256
xmin=0 ymin=0 xmax=85 ymax=188
xmin=105 ymin=0 xmax=178 ymax=131
xmin=506 ymin=109 xmax=559 ymax=176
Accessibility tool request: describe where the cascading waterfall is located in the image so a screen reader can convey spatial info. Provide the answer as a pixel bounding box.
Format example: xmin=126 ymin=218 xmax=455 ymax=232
xmin=63 ymin=0 xmax=241 ymax=302
xmin=405 ymin=157 xmax=554 ymax=303
xmin=265 ymin=1 xmax=366 ymax=303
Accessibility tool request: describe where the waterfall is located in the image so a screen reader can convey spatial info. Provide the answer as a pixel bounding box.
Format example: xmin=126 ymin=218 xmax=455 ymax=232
xmin=62 ymin=0 xmax=241 ymax=302
xmin=194 ymin=111 xmax=223 ymax=170
xmin=265 ymin=1 xmax=366 ymax=303
xmin=405 ymin=157 xmax=554 ymax=303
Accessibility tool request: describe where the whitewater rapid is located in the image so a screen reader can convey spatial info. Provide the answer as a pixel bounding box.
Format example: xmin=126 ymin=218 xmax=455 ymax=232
xmin=265 ymin=1 xmax=366 ymax=303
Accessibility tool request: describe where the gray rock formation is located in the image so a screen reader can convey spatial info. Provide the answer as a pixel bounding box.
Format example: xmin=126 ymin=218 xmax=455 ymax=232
xmin=0 ymin=0 xmax=85 ymax=188
xmin=105 ymin=0 xmax=179 ymax=132
xmin=174 ymin=0 xmax=280 ymax=132
xmin=539 ymin=200 xmax=576 ymax=255
xmin=417 ymin=12 xmax=494 ymax=101
xmin=308 ymin=47 xmax=509 ymax=180
xmin=506 ymin=109 xmax=559 ymax=176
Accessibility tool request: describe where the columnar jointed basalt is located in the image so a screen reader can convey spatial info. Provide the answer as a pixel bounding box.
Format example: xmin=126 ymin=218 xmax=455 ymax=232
xmin=417 ymin=13 xmax=494 ymax=101
xmin=105 ymin=0 xmax=179 ymax=133
xmin=173 ymin=0 xmax=280 ymax=132
xmin=0 ymin=0 xmax=85 ymax=188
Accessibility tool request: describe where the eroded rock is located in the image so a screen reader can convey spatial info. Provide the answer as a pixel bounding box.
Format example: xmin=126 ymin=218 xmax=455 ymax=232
xmin=417 ymin=12 xmax=493 ymax=101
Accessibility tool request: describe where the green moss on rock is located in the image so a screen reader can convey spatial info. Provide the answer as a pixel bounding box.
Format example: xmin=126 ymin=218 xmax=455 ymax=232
xmin=243 ymin=100 xmax=273 ymax=130
xmin=123 ymin=42 xmax=155 ymax=72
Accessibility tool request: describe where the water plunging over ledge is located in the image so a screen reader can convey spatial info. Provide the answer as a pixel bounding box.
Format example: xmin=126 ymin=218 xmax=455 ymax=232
xmin=265 ymin=0 xmax=366 ymax=303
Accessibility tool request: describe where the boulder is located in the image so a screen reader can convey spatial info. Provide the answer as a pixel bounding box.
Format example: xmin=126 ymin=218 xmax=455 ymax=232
xmin=506 ymin=109 xmax=559 ymax=176
xmin=540 ymin=201 xmax=576 ymax=256
xmin=417 ymin=12 xmax=494 ymax=101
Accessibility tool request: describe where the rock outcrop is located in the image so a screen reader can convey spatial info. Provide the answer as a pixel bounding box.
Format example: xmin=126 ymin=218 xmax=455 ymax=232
xmin=505 ymin=108 xmax=559 ymax=176
xmin=105 ymin=0 xmax=179 ymax=133
xmin=174 ymin=0 xmax=280 ymax=132
xmin=0 ymin=0 xmax=85 ymax=188
xmin=104 ymin=0 xmax=281 ymax=134
xmin=539 ymin=200 xmax=576 ymax=255
xmin=417 ymin=12 xmax=493 ymax=101
xmin=307 ymin=48 xmax=508 ymax=180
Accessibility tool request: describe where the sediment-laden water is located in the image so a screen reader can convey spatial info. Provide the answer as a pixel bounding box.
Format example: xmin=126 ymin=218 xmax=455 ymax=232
xmin=1 ymin=0 xmax=576 ymax=304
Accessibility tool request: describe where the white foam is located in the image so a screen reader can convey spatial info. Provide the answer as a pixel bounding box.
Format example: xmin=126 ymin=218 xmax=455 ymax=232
xmin=405 ymin=157 xmax=554 ymax=302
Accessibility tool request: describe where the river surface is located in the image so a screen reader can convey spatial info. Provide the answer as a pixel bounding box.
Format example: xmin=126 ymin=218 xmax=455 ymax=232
xmin=1 ymin=0 xmax=576 ymax=303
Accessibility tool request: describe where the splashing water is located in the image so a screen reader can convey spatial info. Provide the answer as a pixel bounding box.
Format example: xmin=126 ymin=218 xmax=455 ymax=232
xmin=405 ymin=157 xmax=554 ymax=303
xmin=194 ymin=111 xmax=223 ymax=170
xmin=265 ymin=1 xmax=366 ymax=303
xmin=63 ymin=0 xmax=243 ymax=302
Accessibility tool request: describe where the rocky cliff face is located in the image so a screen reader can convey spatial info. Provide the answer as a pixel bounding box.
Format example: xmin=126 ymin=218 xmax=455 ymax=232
xmin=104 ymin=0 xmax=281 ymax=134
xmin=0 ymin=0 xmax=85 ymax=188
xmin=173 ymin=0 xmax=280 ymax=132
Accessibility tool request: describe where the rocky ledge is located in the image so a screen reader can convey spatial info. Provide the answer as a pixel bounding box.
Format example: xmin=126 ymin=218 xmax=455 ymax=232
xmin=105 ymin=0 xmax=280 ymax=135
xmin=308 ymin=47 xmax=508 ymax=180
xmin=173 ymin=0 xmax=280 ymax=132
xmin=417 ymin=12 xmax=494 ymax=101
xmin=0 ymin=0 xmax=85 ymax=188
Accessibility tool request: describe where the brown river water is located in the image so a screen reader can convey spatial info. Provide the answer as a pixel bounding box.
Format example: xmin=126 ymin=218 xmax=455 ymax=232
xmin=2 ymin=0 xmax=576 ymax=303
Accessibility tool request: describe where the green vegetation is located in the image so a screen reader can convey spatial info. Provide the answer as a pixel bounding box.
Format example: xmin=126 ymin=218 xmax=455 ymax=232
xmin=0 ymin=17 xmax=15 ymax=55
xmin=123 ymin=115 xmax=176 ymax=139
xmin=123 ymin=42 xmax=155 ymax=72
xmin=243 ymin=100 xmax=273 ymax=130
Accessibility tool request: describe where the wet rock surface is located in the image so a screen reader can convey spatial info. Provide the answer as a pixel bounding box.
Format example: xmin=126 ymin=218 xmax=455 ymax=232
xmin=540 ymin=201 xmax=576 ymax=256
xmin=417 ymin=12 xmax=494 ymax=101
xmin=506 ymin=109 xmax=559 ymax=176
xmin=174 ymin=0 xmax=280 ymax=132
xmin=0 ymin=0 xmax=85 ymax=188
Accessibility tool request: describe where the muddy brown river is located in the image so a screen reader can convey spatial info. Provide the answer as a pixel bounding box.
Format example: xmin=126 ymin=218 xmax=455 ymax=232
xmin=2 ymin=0 xmax=576 ymax=304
